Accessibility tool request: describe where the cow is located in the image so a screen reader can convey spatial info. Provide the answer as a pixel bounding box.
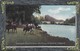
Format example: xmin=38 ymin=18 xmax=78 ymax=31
xmin=6 ymin=21 xmax=17 ymax=33
xmin=23 ymin=23 xmax=35 ymax=34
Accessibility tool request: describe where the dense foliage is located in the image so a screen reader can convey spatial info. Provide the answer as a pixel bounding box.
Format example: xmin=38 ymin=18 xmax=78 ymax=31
xmin=63 ymin=16 xmax=75 ymax=25
xmin=6 ymin=5 xmax=41 ymax=24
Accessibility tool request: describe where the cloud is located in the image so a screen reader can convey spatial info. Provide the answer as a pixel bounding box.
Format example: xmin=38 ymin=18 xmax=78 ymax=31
xmin=40 ymin=6 xmax=76 ymax=20
xmin=51 ymin=15 xmax=67 ymax=20
xmin=48 ymin=7 xmax=71 ymax=14
xmin=50 ymin=14 xmax=73 ymax=21
xmin=72 ymin=11 xmax=76 ymax=14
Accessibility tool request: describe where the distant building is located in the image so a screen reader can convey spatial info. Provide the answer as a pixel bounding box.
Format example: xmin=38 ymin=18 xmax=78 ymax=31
xmin=55 ymin=21 xmax=64 ymax=24
xmin=42 ymin=21 xmax=51 ymax=24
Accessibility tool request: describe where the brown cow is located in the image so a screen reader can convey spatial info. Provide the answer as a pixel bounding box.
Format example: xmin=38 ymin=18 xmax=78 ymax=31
xmin=6 ymin=21 xmax=17 ymax=33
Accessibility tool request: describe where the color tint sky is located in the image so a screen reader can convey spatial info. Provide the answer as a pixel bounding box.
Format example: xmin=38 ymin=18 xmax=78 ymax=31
xmin=39 ymin=5 xmax=76 ymax=20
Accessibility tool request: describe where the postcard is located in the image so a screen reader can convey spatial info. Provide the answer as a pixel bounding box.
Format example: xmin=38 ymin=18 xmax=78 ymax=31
xmin=5 ymin=5 xmax=76 ymax=47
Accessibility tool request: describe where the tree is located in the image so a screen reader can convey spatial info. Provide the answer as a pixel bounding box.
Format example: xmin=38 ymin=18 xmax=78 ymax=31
xmin=63 ymin=16 xmax=75 ymax=25
xmin=6 ymin=5 xmax=41 ymax=24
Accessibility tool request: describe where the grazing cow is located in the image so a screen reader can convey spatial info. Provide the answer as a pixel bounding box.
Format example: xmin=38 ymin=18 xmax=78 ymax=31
xmin=23 ymin=24 xmax=30 ymax=32
xmin=6 ymin=21 xmax=17 ymax=33
xmin=23 ymin=23 xmax=35 ymax=34
xmin=11 ymin=22 xmax=17 ymax=32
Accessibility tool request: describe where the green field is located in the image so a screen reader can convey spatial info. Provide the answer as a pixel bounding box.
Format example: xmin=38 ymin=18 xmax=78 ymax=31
xmin=5 ymin=28 xmax=46 ymax=46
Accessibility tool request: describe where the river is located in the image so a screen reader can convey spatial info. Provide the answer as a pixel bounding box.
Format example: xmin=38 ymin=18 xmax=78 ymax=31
xmin=39 ymin=24 xmax=76 ymax=41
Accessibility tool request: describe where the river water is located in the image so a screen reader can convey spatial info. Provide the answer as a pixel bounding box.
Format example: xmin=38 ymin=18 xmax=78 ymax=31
xmin=39 ymin=24 xmax=76 ymax=41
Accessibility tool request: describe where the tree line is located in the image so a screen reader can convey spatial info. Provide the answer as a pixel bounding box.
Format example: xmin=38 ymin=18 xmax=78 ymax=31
xmin=6 ymin=4 xmax=41 ymax=24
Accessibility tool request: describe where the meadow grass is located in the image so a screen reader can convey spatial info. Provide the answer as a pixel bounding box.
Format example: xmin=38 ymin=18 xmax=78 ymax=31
xmin=5 ymin=28 xmax=44 ymax=46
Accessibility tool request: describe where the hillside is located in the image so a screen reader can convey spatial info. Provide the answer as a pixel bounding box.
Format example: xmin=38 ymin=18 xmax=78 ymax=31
xmin=63 ymin=16 xmax=75 ymax=25
xmin=45 ymin=15 xmax=64 ymax=22
xmin=45 ymin=15 xmax=56 ymax=22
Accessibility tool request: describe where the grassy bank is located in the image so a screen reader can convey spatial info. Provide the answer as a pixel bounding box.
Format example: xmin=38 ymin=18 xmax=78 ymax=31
xmin=5 ymin=28 xmax=75 ymax=46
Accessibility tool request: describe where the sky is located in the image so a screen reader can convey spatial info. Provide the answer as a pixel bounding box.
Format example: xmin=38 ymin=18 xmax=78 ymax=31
xmin=34 ymin=5 xmax=76 ymax=20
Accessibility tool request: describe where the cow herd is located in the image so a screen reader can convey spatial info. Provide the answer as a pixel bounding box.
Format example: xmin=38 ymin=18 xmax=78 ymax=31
xmin=6 ymin=21 xmax=41 ymax=33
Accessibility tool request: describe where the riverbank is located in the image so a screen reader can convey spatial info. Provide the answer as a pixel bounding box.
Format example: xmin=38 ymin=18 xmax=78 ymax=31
xmin=6 ymin=28 xmax=75 ymax=46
